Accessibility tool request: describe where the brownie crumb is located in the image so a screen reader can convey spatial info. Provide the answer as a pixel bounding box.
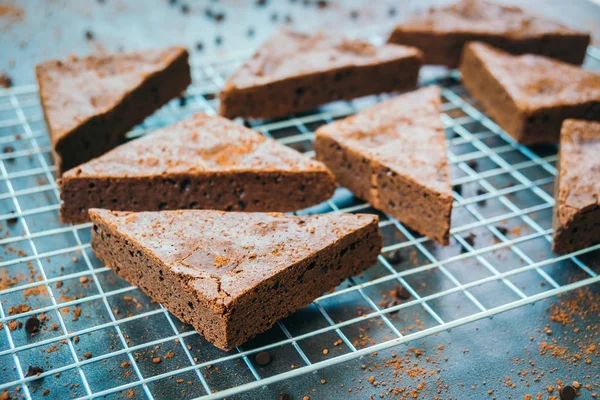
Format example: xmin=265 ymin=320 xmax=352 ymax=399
xmin=42 ymin=389 xmax=50 ymax=396
xmin=254 ymin=350 xmax=271 ymax=366
xmin=0 ymin=73 xmax=13 ymax=88
xmin=24 ymin=316 xmax=40 ymax=333
xmin=25 ymin=366 xmax=44 ymax=377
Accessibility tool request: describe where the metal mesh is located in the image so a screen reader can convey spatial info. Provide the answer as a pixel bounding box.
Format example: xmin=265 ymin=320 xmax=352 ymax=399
xmin=1 ymin=37 xmax=600 ymax=400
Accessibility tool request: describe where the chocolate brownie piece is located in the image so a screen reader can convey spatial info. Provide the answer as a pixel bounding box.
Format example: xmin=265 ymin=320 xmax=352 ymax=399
xmin=219 ymin=29 xmax=422 ymax=119
xmin=315 ymin=86 xmax=453 ymax=245
xmin=460 ymin=42 xmax=600 ymax=145
xmin=552 ymin=120 xmax=600 ymax=254
xmin=59 ymin=113 xmax=336 ymax=224
xmin=36 ymin=47 xmax=191 ymax=174
xmin=89 ymin=209 xmax=382 ymax=350
xmin=388 ymin=0 xmax=590 ymax=68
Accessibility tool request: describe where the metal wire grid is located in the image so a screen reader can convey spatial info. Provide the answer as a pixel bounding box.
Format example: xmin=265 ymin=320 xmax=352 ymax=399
xmin=1 ymin=40 xmax=600 ymax=399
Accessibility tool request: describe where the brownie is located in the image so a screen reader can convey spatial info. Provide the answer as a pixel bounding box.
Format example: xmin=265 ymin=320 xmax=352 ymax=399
xmin=89 ymin=209 xmax=382 ymax=350
xmin=59 ymin=113 xmax=336 ymax=224
xmin=388 ymin=0 xmax=591 ymax=68
xmin=552 ymin=120 xmax=600 ymax=254
xmin=219 ymin=29 xmax=423 ymax=119
xmin=460 ymin=42 xmax=600 ymax=145
xmin=315 ymin=86 xmax=453 ymax=245
xmin=36 ymin=47 xmax=191 ymax=174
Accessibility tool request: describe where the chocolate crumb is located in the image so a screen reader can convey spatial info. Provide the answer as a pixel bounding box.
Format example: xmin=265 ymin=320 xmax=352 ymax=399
xmin=254 ymin=350 xmax=271 ymax=366
xmin=0 ymin=73 xmax=13 ymax=88
xmin=386 ymin=299 xmax=400 ymax=314
xmin=24 ymin=317 xmax=40 ymax=333
xmin=3 ymin=145 xmax=14 ymax=162
xmin=317 ymin=0 xmax=328 ymax=8
xmin=461 ymin=232 xmax=476 ymax=252
xmin=496 ymin=225 xmax=509 ymax=235
xmin=6 ymin=212 xmax=18 ymax=225
xmin=467 ymin=159 xmax=479 ymax=171
xmin=277 ymin=393 xmax=291 ymax=400
xmin=454 ymin=183 xmax=462 ymax=195
xmin=85 ymin=30 xmax=94 ymax=41
xmin=42 ymin=389 xmax=50 ymax=396
xmin=25 ymin=366 xmax=44 ymax=377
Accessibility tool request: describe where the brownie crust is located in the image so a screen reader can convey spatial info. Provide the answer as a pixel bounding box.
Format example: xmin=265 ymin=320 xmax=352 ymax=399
xmin=552 ymin=120 xmax=600 ymax=254
xmin=219 ymin=30 xmax=422 ymax=119
xmin=460 ymin=42 xmax=600 ymax=145
xmin=89 ymin=209 xmax=382 ymax=350
xmin=36 ymin=48 xmax=191 ymax=174
xmin=388 ymin=0 xmax=590 ymax=68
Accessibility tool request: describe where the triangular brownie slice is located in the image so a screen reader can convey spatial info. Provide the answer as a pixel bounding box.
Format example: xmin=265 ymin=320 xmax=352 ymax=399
xmin=90 ymin=209 xmax=382 ymax=350
xmin=315 ymin=86 xmax=453 ymax=245
xmin=388 ymin=0 xmax=590 ymax=68
xmin=219 ymin=29 xmax=422 ymax=119
xmin=36 ymin=47 xmax=191 ymax=174
xmin=460 ymin=42 xmax=600 ymax=145
xmin=552 ymin=120 xmax=600 ymax=254
xmin=59 ymin=113 xmax=336 ymax=223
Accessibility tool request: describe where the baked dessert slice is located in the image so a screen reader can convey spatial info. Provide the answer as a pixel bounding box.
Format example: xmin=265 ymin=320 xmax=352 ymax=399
xmin=460 ymin=42 xmax=600 ymax=145
xmin=219 ymin=29 xmax=423 ymax=119
xmin=388 ymin=0 xmax=590 ymax=68
xmin=36 ymin=47 xmax=191 ymax=174
xmin=315 ymin=86 xmax=453 ymax=245
xmin=552 ymin=120 xmax=600 ymax=254
xmin=90 ymin=208 xmax=382 ymax=350
xmin=59 ymin=113 xmax=336 ymax=224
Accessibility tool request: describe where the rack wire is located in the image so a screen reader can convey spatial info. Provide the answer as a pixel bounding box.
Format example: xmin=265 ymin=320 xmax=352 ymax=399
xmin=1 ymin=34 xmax=600 ymax=399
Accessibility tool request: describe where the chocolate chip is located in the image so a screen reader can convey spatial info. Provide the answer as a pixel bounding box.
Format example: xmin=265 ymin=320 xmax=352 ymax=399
xmin=277 ymin=393 xmax=291 ymax=400
xmin=254 ymin=350 xmax=271 ymax=366
xmin=25 ymin=365 xmax=44 ymax=377
xmin=85 ymin=30 xmax=94 ymax=41
xmin=24 ymin=317 xmax=40 ymax=333
xmin=454 ymin=183 xmax=462 ymax=195
xmin=6 ymin=212 xmax=18 ymax=225
xmin=467 ymin=160 xmax=478 ymax=171
xmin=559 ymin=385 xmax=576 ymax=400
xmin=476 ymin=188 xmax=487 ymax=204
xmin=496 ymin=226 xmax=509 ymax=235
xmin=395 ymin=285 xmax=411 ymax=300
xmin=385 ymin=249 xmax=404 ymax=264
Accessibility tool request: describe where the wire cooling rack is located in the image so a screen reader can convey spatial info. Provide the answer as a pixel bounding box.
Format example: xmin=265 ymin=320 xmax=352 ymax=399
xmin=1 ymin=33 xmax=600 ymax=399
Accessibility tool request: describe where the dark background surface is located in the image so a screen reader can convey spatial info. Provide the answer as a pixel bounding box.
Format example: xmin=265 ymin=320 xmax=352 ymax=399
xmin=1 ymin=1 xmax=600 ymax=400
